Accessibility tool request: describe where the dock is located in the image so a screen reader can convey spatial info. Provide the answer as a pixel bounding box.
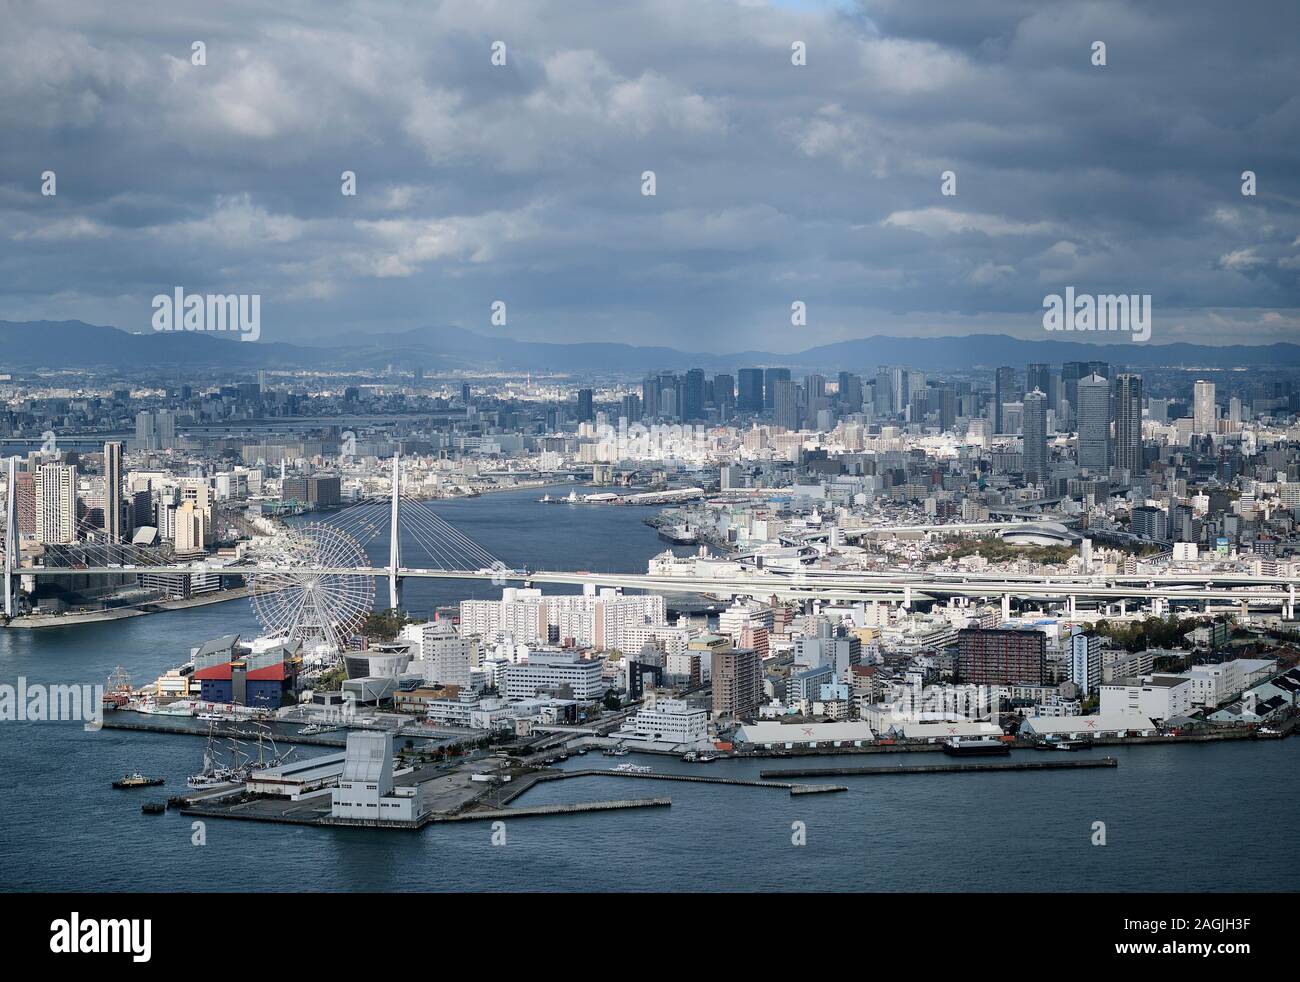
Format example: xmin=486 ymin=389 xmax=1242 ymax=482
xmin=428 ymin=797 xmax=672 ymax=822
xmin=555 ymin=768 xmax=847 ymax=794
xmin=759 ymin=757 xmax=1119 ymax=778
xmin=102 ymin=716 xmax=351 ymax=748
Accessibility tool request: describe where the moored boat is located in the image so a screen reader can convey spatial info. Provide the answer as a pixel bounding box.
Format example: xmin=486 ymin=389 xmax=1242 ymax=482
xmin=112 ymin=771 xmax=164 ymax=789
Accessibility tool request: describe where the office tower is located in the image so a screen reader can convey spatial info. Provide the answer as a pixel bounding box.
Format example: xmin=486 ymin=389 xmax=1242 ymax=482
xmin=1022 ymin=389 xmax=1048 ymax=486
xmin=135 ymin=411 xmax=155 ymax=451
xmin=837 ymin=372 xmax=863 ymax=413
xmin=657 ymin=372 xmax=680 ymax=421
xmin=1069 ymin=633 xmax=1102 ymax=697
xmin=576 ymin=388 xmax=594 ymax=423
xmin=713 ymin=373 xmax=735 ymax=419
xmin=937 ymin=384 xmax=957 ymax=432
xmin=763 ymin=368 xmax=790 ymax=409
xmin=620 ymin=393 xmax=642 ymax=423
xmin=994 ymin=366 xmax=1017 ymax=434
xmin=1113 ymin=374 xmax=1144 ymax=479
xmin=1193 ymin=380 xmax=1216 ymax=434
xmin=157 ymin=410 xmax=177 ymax=450
xmin=804 ymin=374 xmax=827 ymax=401
xmin=1062 ymin=360 xmax=1109 ymax=421
xmin=683 ymin=368 xmax=705 ymax=421
xmin=641 ymin=376 xmax=659 ymax=419
xmin=1076 ymin=373 xmax=1111 ymax=473
xmin=461 ymin=382 xmax=471 ymax=406
xmin=773 ymin=379 xmax=800 ymax=430
xmin=737 ymin=369 xmax=763 ymax=412
xmin=34 ymin=463 xmax=77 ymax=545
xmin=874 ymin=369 xmax=893 ymax=415
xmin=712 ymin=647 xmax=762 ymax=719
xmin=413 ymin=366 xmax=423 ymax=387
xmin=103 ymin=441 xmax=122 ymax=543
xmin=958 ymin=628 xmax=1046 ymax=685
xmin=1026 ymin=363 xmax=1052 ymax=400
xmin=891 ymin=366 xmax=910 ymax=413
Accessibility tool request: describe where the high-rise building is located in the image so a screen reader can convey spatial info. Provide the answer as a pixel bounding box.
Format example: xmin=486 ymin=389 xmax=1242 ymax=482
xmin=576 ymin=388 xmax=594 ymax=423
xmin=34 ymin=463 xmax=77 ymax=545
xmin=1193 ymin=380 xmax=1216 ymax=435
xmin=1022 ymin=389 xmax=1048 ymax=486
xmin=1061 ymin=361 xmax=1108 ymax=421
xmin=713 ymin=373 xmax=735 ymax=419
xmin=837 ymin=372 xmax=863 ymax=413
xmin=763 ymin=368 xmax=791 ymax=410
xmin=958 ymin=628 xmax=1046 ymax=685
xmin=712 ymin=647 xmax=762 ymax=719
xmin=682 ymin=369 xmax=705 ymax=421
xmin=1076 ymin=373 xmax=1111 ymax=473
xmin=103 ymin=441 xmax=122 ymax=543
xmin=1131 ymin=505 xmax=1168 ymax=541
xmin=874 ymin=369 xmax=893 ymax=415
xmin=1069 ymin=633 xmax=1102 ymax=697
xmin=737 ymin=369 xmax=764 ymax=412
xmin=1026 ymin=363 xmax=1052 ymax=400
xmin=773 ymin=379 xmax=800 ymax=430
xmin=1113 ymin=374 xmax=1144 ymax=479
xmin=641 ymin=376 xmax=660 ymax=420
xmin=994 ymin=366 xmax=1018 ymax=434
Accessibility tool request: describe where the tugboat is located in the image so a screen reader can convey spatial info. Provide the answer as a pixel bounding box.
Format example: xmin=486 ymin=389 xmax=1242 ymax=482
xmin=112 ymin=771 xmax=165 ymax=789
xmin=141 ymin=802 xmax=166 ymax=815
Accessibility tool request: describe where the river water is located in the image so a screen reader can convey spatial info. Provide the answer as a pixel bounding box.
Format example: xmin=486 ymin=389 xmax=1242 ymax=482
xmin=1 ymin=487 xmax=1296 ymax=891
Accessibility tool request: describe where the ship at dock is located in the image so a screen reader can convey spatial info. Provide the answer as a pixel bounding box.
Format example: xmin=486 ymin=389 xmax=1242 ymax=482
xmin=942 ymin=738 xmax=1011 ymax=757
xmin=187 ymin=721 xmax=293 ymax=789
xmin=657 ymin=524 xmax=698 ymax=545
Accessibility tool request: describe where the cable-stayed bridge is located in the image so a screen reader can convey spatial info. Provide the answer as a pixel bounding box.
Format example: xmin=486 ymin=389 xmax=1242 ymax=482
xmin=4 ymin=455 xmax=1298 ymax=619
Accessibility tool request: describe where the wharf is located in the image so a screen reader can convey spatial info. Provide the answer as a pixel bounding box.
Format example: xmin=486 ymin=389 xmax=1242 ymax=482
xmin=760 ymin=757 xmax=1119 ymax=778
xmin=101 ymin=716 xmax=352 ymax=748
xmin=428 ymin=797 xmax=672 ymax=823
xmin=554 ymin=768 xmax=847 ymax=794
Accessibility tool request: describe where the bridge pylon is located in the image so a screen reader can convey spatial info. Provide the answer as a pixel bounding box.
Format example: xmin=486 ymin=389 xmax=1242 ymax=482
xmin=4 ymin=455 xmax=19 ymax=618
xmin=388 ymin=451 xmax=402 ymax=611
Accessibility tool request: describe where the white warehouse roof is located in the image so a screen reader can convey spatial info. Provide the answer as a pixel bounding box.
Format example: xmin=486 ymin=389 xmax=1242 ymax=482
xmin=735 ymin=721 xmax=875 ymax=745
xmin=895 ymin=721 xmax=1003 ymax=739
xmin=1020 ymin=714 xmax=1155 ymax=736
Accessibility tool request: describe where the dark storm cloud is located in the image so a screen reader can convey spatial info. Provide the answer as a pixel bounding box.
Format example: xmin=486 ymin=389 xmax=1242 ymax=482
xmin=1 ymin=0 xmax=1297 ymax=348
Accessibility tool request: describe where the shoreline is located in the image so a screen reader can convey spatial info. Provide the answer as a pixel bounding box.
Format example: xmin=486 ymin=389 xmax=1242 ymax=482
xmin=4 ymin=586 xmax=250 ymax=630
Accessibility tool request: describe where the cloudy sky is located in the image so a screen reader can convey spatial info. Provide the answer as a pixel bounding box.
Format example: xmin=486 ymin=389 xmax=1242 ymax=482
xmin=2 ymin=0 xmax=1298 ymax=351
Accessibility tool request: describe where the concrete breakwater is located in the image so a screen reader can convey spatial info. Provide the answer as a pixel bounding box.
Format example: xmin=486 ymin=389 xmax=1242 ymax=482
xmin=553 ymin=768 xmax=847 ymax=794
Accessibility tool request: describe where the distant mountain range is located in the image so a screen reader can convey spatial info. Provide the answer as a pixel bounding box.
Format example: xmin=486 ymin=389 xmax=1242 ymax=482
xmin=3 ymin=319 xmax=1298 ymax=374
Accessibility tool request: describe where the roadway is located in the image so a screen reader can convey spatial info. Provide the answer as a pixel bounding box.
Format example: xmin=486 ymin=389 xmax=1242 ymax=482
xmin=16 ymin=563 xmax=1298 ymax=605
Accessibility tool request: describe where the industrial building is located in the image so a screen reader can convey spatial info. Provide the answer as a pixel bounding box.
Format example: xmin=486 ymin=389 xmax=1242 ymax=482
xmin=330 ymin=730 xmax=425 ymax=824
xmin=733 ymin=720 xmax=875 ymax=750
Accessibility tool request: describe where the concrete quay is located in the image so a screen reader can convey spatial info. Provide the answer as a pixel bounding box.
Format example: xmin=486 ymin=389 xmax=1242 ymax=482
xmin=760 ymin=757 xmax=1120 ymax=778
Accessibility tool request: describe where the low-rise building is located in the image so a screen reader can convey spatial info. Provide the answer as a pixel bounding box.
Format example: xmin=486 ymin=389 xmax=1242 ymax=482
xmin=615 ymin=694 xmax=709 ymax=748
xmin=1100 ymin=675 xmax=1192 ymax=722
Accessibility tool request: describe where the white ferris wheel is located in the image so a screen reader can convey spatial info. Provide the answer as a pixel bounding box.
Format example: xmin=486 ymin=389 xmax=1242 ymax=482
xmin=248 ymin=523 xmax=374 ymax=650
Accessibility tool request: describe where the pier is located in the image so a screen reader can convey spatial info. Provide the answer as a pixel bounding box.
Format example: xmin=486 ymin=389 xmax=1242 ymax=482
xmin=101 ymin=716 xmax=353 ymax=748
xmin=759 ymin=757 xmax=1119 ymax=778
xmin=430 ymin=797 xmax=673 ymax=822
xmin=554 ymin=768 xmax=847 ymax=794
